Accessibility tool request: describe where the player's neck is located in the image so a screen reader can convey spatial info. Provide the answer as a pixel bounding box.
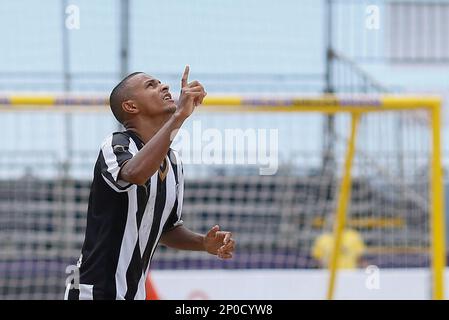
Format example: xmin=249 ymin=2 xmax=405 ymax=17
xmin=124 ymin=114 xmax=170 ymax=144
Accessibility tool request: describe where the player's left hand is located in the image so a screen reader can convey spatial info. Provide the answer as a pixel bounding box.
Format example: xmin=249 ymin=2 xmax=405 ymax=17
xmin=204 ymin=225 xmax=235 ymax=259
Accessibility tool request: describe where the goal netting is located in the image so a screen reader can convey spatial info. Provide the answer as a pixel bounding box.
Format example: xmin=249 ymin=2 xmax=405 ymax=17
xmin=0 ymin=95 xmax=444 ymax=299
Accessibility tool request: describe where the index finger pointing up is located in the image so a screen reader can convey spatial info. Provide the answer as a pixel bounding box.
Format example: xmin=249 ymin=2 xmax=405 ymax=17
xmin=181 ymin=65 xmax=190 ymax=88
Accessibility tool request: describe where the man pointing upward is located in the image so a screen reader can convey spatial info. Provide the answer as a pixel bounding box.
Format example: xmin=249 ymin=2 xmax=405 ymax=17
xmin=65 ymin=66 xmax=235 ymax=300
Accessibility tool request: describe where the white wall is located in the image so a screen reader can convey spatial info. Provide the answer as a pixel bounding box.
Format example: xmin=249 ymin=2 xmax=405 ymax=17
xmin=150 ymin=268 xmax=449 ymax=300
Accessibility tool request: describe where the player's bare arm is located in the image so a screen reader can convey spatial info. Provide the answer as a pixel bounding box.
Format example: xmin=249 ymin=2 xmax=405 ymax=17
xmin=160 ymin=225 xmax=236 ymax=259
xmin=119 ymin=66 xmax=206 ymax=185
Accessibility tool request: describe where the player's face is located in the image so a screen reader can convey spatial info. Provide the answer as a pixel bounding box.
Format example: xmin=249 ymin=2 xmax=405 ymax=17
xmin=131 ymin=73 xmax=177 ymax=118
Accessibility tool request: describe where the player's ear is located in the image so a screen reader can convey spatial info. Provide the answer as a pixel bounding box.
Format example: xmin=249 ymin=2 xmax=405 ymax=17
xmin=122 ymin=100 xmax=139 ymax=115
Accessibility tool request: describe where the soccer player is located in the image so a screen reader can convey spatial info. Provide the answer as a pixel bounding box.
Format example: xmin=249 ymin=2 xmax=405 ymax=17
xmin=64 ymin=66 xmax=235 ymax=300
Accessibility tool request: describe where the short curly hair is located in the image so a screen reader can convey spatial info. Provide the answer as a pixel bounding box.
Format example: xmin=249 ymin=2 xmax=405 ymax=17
xmin=109 ymin=72 xmax=143 ymax=124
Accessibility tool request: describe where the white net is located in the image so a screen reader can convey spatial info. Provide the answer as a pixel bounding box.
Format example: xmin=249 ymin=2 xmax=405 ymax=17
xmin=0 ymin=100 xmax=437 ymax=299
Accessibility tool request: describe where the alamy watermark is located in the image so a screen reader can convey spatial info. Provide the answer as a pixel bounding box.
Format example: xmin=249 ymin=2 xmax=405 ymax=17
xmin=65 ymin=4 xmax=80 ymax=30
xmin=365 ymin=5 xmax=380 ymax=30
xmin=65 ymin=255 xmax=82 ymax=291
xmin=365 ymin=265 xmax=380 ymax=290
xmin=65 ymin=264 xmax=80 ymax=290
xmin=170 ymin=120 xmax=279 ymax=175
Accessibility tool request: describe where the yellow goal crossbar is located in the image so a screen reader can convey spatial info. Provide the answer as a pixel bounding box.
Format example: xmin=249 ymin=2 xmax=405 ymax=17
xmin=0 ymin=94 xmax=441 ymax=113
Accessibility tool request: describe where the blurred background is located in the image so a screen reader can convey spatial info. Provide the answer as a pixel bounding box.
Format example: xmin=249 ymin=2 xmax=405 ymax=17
xmin=0 ymin=0 xmax=448 ymax=299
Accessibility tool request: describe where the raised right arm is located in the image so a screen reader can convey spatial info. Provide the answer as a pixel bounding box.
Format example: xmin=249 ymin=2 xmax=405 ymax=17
xmin=119 ymin=66 xmax=206 ymax=185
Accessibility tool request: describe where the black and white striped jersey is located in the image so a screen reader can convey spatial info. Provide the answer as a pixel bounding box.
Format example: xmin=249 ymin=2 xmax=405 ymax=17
xmin=65 ymin=129 xmax=184 ymax=300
